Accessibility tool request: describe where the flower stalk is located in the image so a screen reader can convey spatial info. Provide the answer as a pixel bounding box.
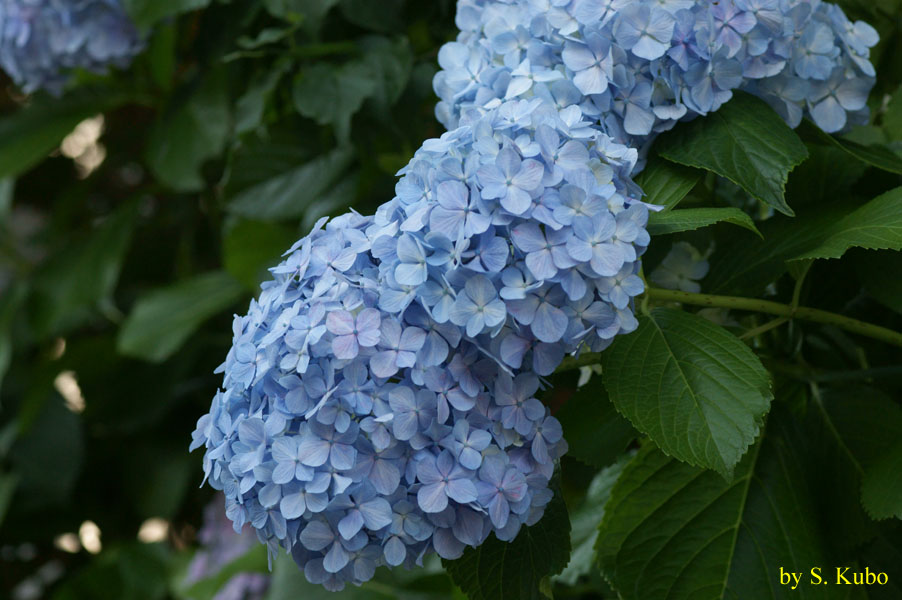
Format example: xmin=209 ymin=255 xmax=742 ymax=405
xmin=557 ymin=287 xmax=902 ymax=371
xmin=646 ymin=288 xmax=902 ymax=347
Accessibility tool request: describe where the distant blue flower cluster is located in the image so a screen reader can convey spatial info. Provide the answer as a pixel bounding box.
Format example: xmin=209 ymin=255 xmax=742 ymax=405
xmin=435 ymin=0 xmax=877 ymax=152
xmin=186 ymin=495 xmax=271 ymax=600
xmin=191 ymin=98 xmax=653 ymax=590
xmin=649 ymin=241 xmax=709 ymax=293
xmin=0 ymin=0 xmax=142 ymax=94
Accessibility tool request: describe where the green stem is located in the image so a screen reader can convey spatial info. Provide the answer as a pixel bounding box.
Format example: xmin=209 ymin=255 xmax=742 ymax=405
xmin=762 ymin=359 xmax=902 ymax=383
xmin=555 ymin=287 xmax=902 ymax=372
xmin=739 ymin=316 xmax=789 ymax=341
xmin=647 ymin=287 xmax=902 ymax=348
xmin=638 ymin=264 xmax=650 ymax=316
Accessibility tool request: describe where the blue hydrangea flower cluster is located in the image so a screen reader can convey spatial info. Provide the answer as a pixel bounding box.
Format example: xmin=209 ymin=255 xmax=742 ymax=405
xmin=435 ymin=0 xmax=877 ymax=154
xmin=0 ymin=0 xmax=142 ymax=94
xmin=191 ymin=98 xmax=654 ymax=590
xmin=192 ymin=0 xmax=879 ymax=591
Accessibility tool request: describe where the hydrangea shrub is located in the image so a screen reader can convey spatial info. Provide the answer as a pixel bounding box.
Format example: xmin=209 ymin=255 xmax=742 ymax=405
xmin=186 ymin=0 xmax=881 ymax=592
xmin=1 ymin=0 xmax=902 ymax=598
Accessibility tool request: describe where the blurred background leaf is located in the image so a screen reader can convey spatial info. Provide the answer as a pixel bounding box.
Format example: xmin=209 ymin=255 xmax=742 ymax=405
xmin=117 ymin=271 xmax=245 ymax=362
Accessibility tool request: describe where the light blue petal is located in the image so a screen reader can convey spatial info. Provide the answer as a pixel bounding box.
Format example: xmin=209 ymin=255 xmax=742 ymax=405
xmin=338 ymin=510 xmax=365 ymax=540
xmin=300 ymin=521 xmax=334 ymax=551
xmin=384 ymin=536 xmax=406 ymax=566
xmin=417 ymin=482 xmax=449 ymax=513
xmin=323 ymin=541 xmax=350 ymax=573
xmin=280 ymin=491 xmax=307 ymax=519
xmin=360 ymin=498 xmax=393 ymax=530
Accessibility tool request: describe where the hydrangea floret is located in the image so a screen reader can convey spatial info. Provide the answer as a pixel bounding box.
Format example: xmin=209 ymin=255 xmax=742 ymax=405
xmin=0 ymin=0 xmax=142 ymax=94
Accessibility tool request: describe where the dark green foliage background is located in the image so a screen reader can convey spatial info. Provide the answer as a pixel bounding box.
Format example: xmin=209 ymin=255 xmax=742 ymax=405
xmin=1 ymin=0 xmax=901 ymax=598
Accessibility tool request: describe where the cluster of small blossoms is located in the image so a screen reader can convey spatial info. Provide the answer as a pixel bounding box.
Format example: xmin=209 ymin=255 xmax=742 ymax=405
xmin=434 ymin=0 xmax=878 ymax=158
xmin=649 ymin=241 xmax=709 ymax=293
xmin=191 ymin=97 xmax=653 ymax=590
xmin=185 ymin=496 xmax=272 ymax=600
xmin=0 ymin=0 xmax=142 ymax=94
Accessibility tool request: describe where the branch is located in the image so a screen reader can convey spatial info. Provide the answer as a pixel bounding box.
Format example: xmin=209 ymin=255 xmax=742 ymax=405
xmin=648 ymin=288 xmax=902 ymax=348
xmin=556 ymin=287 xmax=902 ymax=372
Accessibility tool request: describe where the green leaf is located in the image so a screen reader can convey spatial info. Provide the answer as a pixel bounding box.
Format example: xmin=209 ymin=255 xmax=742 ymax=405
xmin=444 ymin=480 xmax=571 ymax=600
xmin=885 ymin=81 xmax=902 ymax=132
xmin=123 ymin=443 xmax=192 ymax=520
xmin=601 ymin=308 xmax=772 ymax=477
xmin=0 ymin=330 xmax=10 ymax=398
xmin=0 ymin=472 xmax=18 ymax=529
xmin=855 ymin=250 xmax=902 ymax=313
xmin=647 ymin=207 xmax=761 ymax=237
xmin=814 ymin=386 xmax=902 ymax=467
xmin=786 ymin=257 xmax=812 ymax=286
xmin=11 ymin=395 xmax=84 ymax=510
xmin=146 ymin=22 xmax=177 ymax=90
xmin=797 ymin=119 xmax=902 ymax=175
xmin=556 ymin=455 xmax=631 ymax=585
xmin=554 ymin=375 xmax=635 ymax=468
xmin=0 ymin=88 xmax=126 ymax=179
xmin=358 ymin=36 xmax=414 ymax=108
xmin=807 ymin=387 xmax=902 ymax=545
xmin=31 ymin=201 xmax=140 ymax=337
xmin=339 ymin=0 xmax=404 ymax=33
xmin=123 ymin=0 xmax=211 ymax=29
xmin=705 ymin=144 xmax=875 ymax=295
xmin=856 ymin=527 xmax=902 ymax=600
xmin=0 ymin=177 xmax=13 ymax=222
xmin=785 ymin=145 xmax=868 ymax=208
xmin=301 ymin=171 xmax=359 ymax=230
xmin=862 ymin=442 xmax=902 ymax=520
xmin=293 ymin=62 xmax=377 ymax=142
xmin=117 ymin=271 xmax=245 ymax=363
xmin=633 ymin=156 xmax=701 ymax=210
xmin=224 ymin=128 xmax=313 ymax=194
xmin=0 ymin=282 xmax=26 ymax=394
xmin=704 ymin=210 xmax=839 ymax=296
xmin=792 ymin=186 xmax=902 ymax=260
xmin=54 ymin=542 xmax=171 ymax=600
xmin=234 ymin=59 xmax=291 ymax=135
xmin=264 ymin=0 xmax=339 ymax=23
xmin=237 ymin=27 xmax=296 ymax=50
xmin=227 ymin=147 xmax=353 ymax=220
xmin=146 ymin=71 xmax=230 ymax=192
xmin=177 ymin=545 xmax=268 ymax=600
xmin=596 ymin=410 xmax=847 ymax=600
xmin=655 ymin=92 xmax=808 ymax=217
xmin=223 ymin=219 xmax=297 ymax=289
